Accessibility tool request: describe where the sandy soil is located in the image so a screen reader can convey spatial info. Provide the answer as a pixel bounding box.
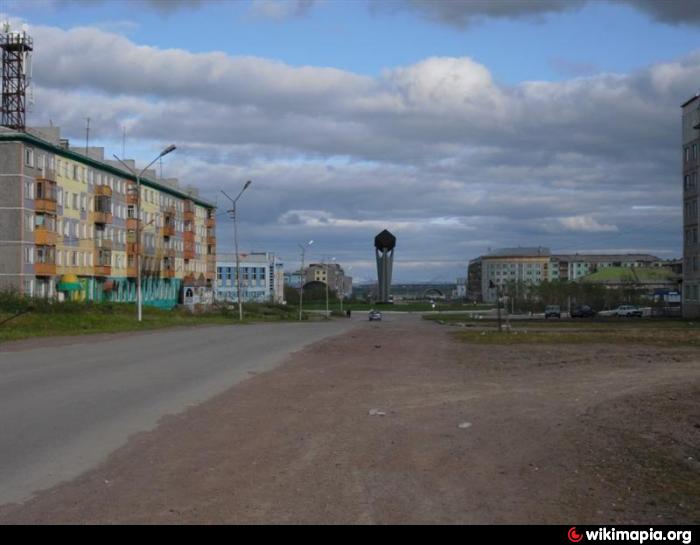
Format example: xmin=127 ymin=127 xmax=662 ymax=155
xmin=1 ymin=315 xmax=698 ymax=524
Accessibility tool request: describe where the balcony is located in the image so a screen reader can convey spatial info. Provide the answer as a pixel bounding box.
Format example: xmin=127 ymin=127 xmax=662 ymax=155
xmin=34 ymin=245 xmax=56 ymax=276
xmin=35 ymin=262 xmax=56 ymax=276
xmin=126 ymin=217 xmax=141 ymax=230
xmin=127 ymin=266 xmax=137 ymax=278
xmin=206 ymin=217 xmax=215 ymax=228
xmin=94 ymin=265 xmax=111 ymax=276
xmin=34 ymin=178 xmax=58 ymax=213
xmin=126 ymin=242 xmax=138 ymax=255
xmin=35 ymin=198 xmax=57 ymax=214
xmin=183 ymin=200 xmax=195 ymax=221
xmin=184 ymin=245 xmax=196 ymax=260
xmin=95 ymin=184 xmax=113 ymax=197
xmin=162 ymin=224 xmax=176 ymax=237
xmin=183 ymin=231 xmax=195 ymax=244
xmin=95 ymin=237 xmax=113 ymax=251
xmin=163 ymin=268 xmax=176 ymax=279
xmin=34 ymin=226 xmax=57 ymax=245
xmin=37 ymin=168 xmax=56 ymax=182
xmin=92 ymin=211 xmax=113 ymax=225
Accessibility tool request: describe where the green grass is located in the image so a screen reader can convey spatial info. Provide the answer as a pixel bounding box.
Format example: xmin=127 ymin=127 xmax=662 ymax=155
xmin=0 ymin=300 xmax=305 ymax=344
xmin=452 ymin=328 xmax=700 ymax=346
xmin=423 ymin=313 xmax=698 ymax=329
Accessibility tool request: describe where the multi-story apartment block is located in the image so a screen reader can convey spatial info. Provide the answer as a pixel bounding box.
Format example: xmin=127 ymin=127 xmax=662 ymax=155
xmin=682 ymin=95 xmax=700 ymax=317
xmin=216 ymin=252 xmax=284 ymax=304
xmin=305 ymin=262 xmax=352 ymax=298
xmin=0 ymin=126 xmax=216 ymax=308
xmin=475 ymin=247 xmax=663 ymax=302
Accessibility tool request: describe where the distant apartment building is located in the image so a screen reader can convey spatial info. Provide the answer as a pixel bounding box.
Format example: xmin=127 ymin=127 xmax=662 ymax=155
xmin=480 ymin=247 xmax=553 ymax=302
xmin=682 ymin=95 xmax=700 ymax=317
xmin=474 ymin=247 xmax=664 ymax=302
xmin=284 ymin=263 xmax=353 ymax=298
xmin=305 ymin=262 xmax=353 ymax=298
xmin=0 ymin=126 xmax=216 ymax=308
xmin=216 ymin=252 xmax=284 ymax=304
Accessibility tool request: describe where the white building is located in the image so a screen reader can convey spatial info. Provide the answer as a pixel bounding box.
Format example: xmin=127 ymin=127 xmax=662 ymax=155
xmin=216 ymin=252 xmax=284 ymax=304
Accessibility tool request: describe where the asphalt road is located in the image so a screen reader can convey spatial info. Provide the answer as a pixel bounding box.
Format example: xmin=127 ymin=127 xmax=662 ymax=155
xmin=0 ymin=320 xmax=358 ymax=505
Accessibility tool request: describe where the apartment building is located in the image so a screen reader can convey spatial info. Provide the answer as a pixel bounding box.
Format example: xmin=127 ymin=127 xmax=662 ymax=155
xmin=305 ymin=262 xmax=353 ymax=298
xmin=682 ymin=95 xmax=700 ymax=317
xmin=216 ymin=252 xmax=285 ymax=304
xmin=475 ymin=247 xmax=663 ymax=302
xmin=0 ymin=126 xmax=216 ymax=308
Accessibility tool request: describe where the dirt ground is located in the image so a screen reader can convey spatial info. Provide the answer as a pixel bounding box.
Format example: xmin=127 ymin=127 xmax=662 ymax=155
xmin=1 ymin=314 xmax=698 ymax=524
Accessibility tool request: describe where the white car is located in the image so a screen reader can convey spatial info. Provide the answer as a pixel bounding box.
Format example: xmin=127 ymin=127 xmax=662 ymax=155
xmin=615 ymin=305 xmax=643 ymax=317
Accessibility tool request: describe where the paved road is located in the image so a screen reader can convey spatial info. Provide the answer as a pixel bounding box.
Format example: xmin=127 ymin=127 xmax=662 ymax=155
xmin=0 ymin=320 xmax=358 ymax=504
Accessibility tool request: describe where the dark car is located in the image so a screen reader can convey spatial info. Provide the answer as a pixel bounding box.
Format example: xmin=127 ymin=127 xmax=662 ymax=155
xmin=571 ymin=304 xmax=596 ymax=318
xmin=544 ymin=305 xmax=561 ymax=319
xmin=368 ymin=309 xmax=382 ymax=321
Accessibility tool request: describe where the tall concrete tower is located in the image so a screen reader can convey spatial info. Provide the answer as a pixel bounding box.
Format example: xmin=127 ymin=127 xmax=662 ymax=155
xmin=374 ymin=229 xmax=396 ymax=303
xmin=1 ymin=26 xmax=33 ymax=130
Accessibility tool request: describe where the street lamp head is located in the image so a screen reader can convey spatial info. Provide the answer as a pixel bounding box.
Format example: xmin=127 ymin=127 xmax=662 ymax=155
xmin=160 ymin=144 xmax=177 ymax=157
xmin=244 ymin=180 xmax=252 ymax=190
xmin=308 ymin=240 xmax=314 ymax=246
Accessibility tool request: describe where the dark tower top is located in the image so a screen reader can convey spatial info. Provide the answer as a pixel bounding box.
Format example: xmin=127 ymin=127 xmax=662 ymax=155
xmin=374 ymin=229 xmax=396 ymax=250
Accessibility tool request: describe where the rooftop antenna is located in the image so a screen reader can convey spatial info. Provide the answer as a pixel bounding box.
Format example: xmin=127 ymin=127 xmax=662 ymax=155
xmin=0 ymin=20 xmax=33 ymax=130
xmin=85 ymin=116 xmax=90 ymax=155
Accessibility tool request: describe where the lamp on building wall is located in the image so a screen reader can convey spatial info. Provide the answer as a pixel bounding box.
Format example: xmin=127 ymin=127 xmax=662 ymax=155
xmin=113 ymin=144 xmax=176 ymax=322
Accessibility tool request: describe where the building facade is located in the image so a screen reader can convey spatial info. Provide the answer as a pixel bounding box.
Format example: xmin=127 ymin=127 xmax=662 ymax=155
xmin=682 ymin=95 xmax=700 ymax=317
xmin=216 ymin=252 xmax=284 ymax=304
xmin=0 ymin=126 xmax=216 ymax=308
xmin=475 ymin=247 xmax=664 ymax=302
xmin=305 ymin=262 xmax=352 ymax=298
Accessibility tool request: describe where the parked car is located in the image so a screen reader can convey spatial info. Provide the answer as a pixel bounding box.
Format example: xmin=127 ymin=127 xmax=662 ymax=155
xmin=544 ymin=305 xmax=561 ymax=319
xmin=571 ymin=304 xmax=596 ymax=318
xmin=615 ymin=305 xmax=643 ymax=317
xmin=368 ymin=309 xmax=382 ymax=321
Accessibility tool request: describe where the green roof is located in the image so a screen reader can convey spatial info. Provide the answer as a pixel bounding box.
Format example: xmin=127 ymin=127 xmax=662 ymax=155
xmin=0 ymin=131 xmax=215 ymax=209
xmin=581 ymin=266 xmax=679 ymax=284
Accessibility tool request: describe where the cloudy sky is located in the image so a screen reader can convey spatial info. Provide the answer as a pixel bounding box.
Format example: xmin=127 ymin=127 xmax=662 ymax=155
xmin=3 ymin=0 xmax=700 ymax=283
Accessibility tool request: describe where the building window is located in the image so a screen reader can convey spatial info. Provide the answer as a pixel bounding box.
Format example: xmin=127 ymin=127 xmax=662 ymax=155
xmin=25 ymin=147 xmax=34 ymax=167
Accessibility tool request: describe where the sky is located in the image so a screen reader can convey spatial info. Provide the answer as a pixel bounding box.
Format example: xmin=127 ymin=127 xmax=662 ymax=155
xmin=2 ymin=0 xmax=700 ymax=283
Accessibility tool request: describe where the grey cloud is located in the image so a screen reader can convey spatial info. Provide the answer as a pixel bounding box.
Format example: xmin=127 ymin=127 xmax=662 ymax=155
xmin=386 ymin=0 xmax=585 ymax=28
xmin=388 ymin=0 xmax=700 ymax=28
xmin=248 ymin=0 xmax=318 ymax=21
xmin=25 ymin=23 xmax=689 ymax=280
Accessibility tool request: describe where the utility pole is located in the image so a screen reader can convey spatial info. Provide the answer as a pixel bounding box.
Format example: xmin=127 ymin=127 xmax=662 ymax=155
xmin=490 ymin=280 xmax=502 ymax=332
xmin=298 ymin=240 xmax=313 ymax=321
xmin=222 ymin=181 xmax=252 ymax=321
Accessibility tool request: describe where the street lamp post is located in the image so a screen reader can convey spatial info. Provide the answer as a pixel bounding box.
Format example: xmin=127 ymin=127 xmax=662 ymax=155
xmin=298 ymin=240 xmax=313 ymax=321
xmin=114 ymin=145 xmax=176 ymax=322
xmin=324 ymin=256 xmax=336 ymax=320
xmin=222 ymin=181 xmax=252 ymax=321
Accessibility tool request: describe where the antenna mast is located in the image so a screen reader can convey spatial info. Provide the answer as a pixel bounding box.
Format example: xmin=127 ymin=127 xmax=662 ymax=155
xmin=0 ymin=22 xmax=33 ymax=130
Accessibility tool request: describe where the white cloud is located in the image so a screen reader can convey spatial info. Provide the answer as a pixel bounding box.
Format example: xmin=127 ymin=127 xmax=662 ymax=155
xmin=18 ymin=22 xmax=689 ymax=280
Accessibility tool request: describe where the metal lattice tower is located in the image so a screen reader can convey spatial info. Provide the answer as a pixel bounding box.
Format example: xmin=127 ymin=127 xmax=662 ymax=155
xmin=1 ymin=29 xmax=32 ymax=130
